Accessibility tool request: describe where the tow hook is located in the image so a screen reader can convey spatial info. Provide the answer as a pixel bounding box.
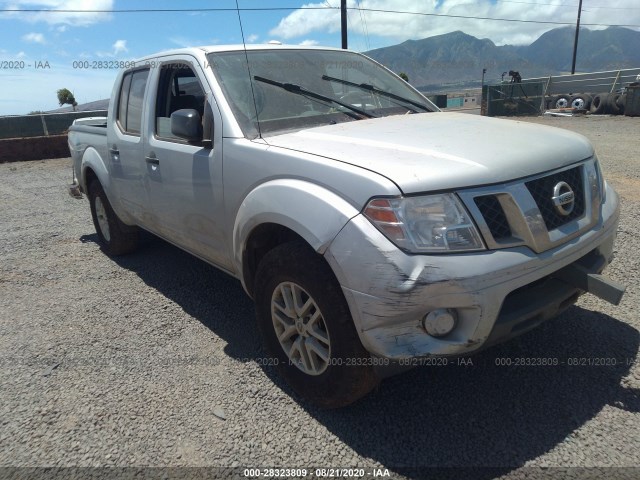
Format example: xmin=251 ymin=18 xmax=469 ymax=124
xmin=553 ymin=262 xmax=625 ymax=306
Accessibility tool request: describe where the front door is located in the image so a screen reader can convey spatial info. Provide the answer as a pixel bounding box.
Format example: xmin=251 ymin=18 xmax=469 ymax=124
xmin=142 ymin=58 xmax=230 ymax=270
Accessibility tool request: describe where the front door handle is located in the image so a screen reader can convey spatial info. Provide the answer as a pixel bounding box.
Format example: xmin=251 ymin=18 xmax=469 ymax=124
xmin=145 ymin=155 xmax=159 ymax=166
xmin=109 ymin=145 xmax=120 ymax=160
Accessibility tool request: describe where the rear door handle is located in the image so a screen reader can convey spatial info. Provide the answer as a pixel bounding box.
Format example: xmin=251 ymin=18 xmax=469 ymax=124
xmin=145 ymin=156 xmax=159 ymax=166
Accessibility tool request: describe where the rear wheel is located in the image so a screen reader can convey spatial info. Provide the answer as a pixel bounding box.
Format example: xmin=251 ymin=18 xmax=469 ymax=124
xmin=88 ymin=180 xmax=139 ymax=256
xmin=254 ymin=241 xmax=378 ymax=408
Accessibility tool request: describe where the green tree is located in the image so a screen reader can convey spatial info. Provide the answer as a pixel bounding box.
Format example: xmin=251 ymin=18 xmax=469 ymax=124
xmin=398 ymin=72 xmax=409 ymax=82
xmin=57 ymin=88 xmax=78 ymax=111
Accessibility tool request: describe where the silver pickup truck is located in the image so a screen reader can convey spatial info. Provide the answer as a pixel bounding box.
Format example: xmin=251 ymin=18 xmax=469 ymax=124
xmin=68 ymin=44 xmax=624 ymax=407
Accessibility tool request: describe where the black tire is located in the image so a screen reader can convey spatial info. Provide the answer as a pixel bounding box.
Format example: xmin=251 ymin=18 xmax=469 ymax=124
xmin=570 ymin=93 xmax=592 ymax=110
xmin=544 ymin=97 xmax=554 ymax=110
xmin=254 ymin=241 xmax=378 ymax=408
xmin=553 ymin=94 xmax=571 ymax=109
xmin=617 ymin=94 xmax=627 ymax=115
xmin=589 ymin=93 xmax=609 ymax=114
xmin=608 ymin=93 xmax=622 ymax=115
xmin=88 ymin=180 xmax=139 ymax=256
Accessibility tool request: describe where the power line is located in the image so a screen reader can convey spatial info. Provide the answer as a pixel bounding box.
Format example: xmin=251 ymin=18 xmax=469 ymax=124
xmin=355 ymin=0 xmax=372 ymax=51
xmin=2 ymin=5 xmax=639 ymax=28
xmin=0 ymin=7 xmax=331 ymax=13
xmin=496 ymin=0 xmax=640 ymax=9
xmin=349 ymin=7 xmax=640 ymax=28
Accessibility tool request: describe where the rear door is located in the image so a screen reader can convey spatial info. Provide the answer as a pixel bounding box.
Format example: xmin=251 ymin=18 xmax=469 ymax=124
xmin=142 ymin=57 xmax=230 ymax=270
xmin=107 ymin=67 xmax=151 ymax=222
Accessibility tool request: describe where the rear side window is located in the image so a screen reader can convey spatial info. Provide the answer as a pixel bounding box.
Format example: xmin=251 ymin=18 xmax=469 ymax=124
xmin=117 ymin=69 xmax=149 ymax=134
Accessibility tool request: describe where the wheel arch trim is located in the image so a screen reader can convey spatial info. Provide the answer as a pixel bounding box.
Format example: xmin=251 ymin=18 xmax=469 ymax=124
xmin=81 ymin=147 xmax=135 ymax=225
xmin=233 ymin=179 xmax=360 ymax=290
xmin=81 ymin=146 xmax=110 ymax=193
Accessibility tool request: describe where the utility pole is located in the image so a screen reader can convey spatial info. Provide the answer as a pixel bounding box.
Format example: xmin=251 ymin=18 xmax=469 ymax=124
xmin=341 ymin=0 xmax=347 ymax=49
xmin=571 ymin=0 xmax=583 ymax=74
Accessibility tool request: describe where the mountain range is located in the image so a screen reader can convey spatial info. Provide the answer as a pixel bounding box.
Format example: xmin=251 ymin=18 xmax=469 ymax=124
xmin=364 ymin=26 xmax=640 ymax=90
xmin=54 ymin=26 xmax=640 ymax=112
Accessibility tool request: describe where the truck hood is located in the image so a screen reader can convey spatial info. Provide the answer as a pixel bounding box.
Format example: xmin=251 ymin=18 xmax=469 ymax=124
xmin=265 ymin=112 xmax=594 ymax=193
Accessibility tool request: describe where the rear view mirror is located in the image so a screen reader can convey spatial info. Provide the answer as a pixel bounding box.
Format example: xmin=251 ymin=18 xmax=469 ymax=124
xmin=170 ymin=109 xmax=202 ymax=142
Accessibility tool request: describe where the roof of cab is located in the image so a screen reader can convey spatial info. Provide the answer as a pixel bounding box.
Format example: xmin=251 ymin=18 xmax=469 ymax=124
xmin=133 ymin=43 xmax=346 ymax=63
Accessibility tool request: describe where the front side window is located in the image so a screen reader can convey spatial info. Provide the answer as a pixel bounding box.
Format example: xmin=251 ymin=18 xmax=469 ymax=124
xmin=154 ymin=63 xmax=206 ymax=141
xmin=117 ymin=69 xmax=149 ymax=134
xmin=208 ymin=49 xmax=434 ymax=138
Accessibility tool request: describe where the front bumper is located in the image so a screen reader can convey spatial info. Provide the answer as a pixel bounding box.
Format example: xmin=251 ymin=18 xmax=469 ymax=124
xmin=324 ymin=184 xmax=621 ymax=360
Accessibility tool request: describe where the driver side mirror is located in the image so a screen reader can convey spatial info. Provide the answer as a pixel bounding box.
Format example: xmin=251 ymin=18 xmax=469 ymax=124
xmin=170 ymin=109 xmax=202 ymax=142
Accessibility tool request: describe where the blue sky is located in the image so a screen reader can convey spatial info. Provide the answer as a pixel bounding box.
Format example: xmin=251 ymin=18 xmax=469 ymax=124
xmin=1 ymin=0 xmax=638 ymax=115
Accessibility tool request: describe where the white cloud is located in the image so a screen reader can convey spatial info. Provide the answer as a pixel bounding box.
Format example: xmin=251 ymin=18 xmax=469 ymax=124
xmin=270 ymin=1 xmax=340 ymax=39
xmin=1 ymin=0 xmax=114 ymax=27
xmin=22 ymin=32 xmax=45 ymax=43
xmin=112 ymin=39 xmax=127 ymax=54
xmin=95 ymin=39 xmax=128 ymax=58
xmin=16 ymin=51 xmax=27 ymax=58
xmin=299 ymin=39 xmax=320 ymax=46
xmin=247 ymin=34 xmax=259 ymax=43
xmin=270 ymin=0 xmax=640 ymax=47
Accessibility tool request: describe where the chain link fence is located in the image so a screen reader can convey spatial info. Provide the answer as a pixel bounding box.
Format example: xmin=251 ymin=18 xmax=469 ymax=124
xmin=0 ymin=110 xmax=107 ymax=140
xmin=484 ymin=82 xmax=545 ymax=117
xmin=482 ymin=68 xmax=640 ymax=117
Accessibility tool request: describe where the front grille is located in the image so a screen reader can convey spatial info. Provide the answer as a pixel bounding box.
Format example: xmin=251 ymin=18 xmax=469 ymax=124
xmin=475 ymin=195 xmax=511 ymax=240
xmin=459 ymin=160 xmax=597 ymax=253
xmin=525 ymin=166 xmax=584 ymax=230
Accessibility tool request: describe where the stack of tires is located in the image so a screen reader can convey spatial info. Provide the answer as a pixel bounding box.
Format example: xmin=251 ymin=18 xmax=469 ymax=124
xmin=548 ymin=92 xmax=626 ymax=115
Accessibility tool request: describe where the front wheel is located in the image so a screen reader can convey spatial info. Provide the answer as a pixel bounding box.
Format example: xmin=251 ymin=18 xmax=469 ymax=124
xmin=88 ymin=180 xmax=139 ymax=256
xmin=254 ymin=241 xmax=378 ymax=408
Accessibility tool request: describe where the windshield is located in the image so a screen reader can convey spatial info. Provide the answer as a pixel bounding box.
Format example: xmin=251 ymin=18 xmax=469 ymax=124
xmin=208 ymin=49 xmax=435 ymax=138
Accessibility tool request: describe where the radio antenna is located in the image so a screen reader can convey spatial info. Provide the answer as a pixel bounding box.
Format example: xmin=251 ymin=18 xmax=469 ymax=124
xmin=235 ymin=0 xmax=263 ymax=140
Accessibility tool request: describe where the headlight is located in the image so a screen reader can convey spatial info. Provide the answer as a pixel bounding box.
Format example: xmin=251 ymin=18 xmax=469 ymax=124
xmin=363 ymin=194 xmax=485 ymax=253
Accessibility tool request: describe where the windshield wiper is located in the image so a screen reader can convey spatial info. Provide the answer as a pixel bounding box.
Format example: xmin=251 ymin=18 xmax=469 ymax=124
xmin=322 ymin=74 xmax=431 ymax=113
xmin=253 ymin=75 xmax=375 ymax=119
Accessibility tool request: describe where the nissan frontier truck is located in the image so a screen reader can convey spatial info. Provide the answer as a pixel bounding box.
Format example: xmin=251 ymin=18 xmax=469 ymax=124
xmin=68 ymin=44 xmax=624 ymax=407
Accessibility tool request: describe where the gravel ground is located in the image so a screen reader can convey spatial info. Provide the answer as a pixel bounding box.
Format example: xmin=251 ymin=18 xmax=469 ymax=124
xmin=0 ymin=115 xmax=639 ymax=479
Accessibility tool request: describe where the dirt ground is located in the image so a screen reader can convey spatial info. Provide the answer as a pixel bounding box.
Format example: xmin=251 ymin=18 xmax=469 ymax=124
xmin=0 ymin=114 xmax=639 ymax=478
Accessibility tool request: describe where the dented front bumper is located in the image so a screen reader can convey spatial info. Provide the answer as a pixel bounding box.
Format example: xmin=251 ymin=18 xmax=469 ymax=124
xmin=324 ymin=184 xmax=622 ymax=360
